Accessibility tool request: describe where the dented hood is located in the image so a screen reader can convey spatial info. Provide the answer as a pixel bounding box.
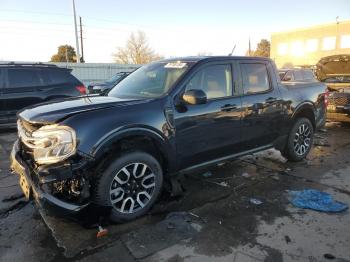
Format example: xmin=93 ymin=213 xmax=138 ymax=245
xmin=19 ymin=95 xmax=139 ymax=124
xmin=316 ymin=54 xmax=350 ymax=81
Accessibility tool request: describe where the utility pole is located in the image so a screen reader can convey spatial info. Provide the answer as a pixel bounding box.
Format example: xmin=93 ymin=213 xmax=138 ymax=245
xmin=72 ymin=0 xmax=80 ymax=63
xmin=79 ymin=16 xmax=84 ymax=62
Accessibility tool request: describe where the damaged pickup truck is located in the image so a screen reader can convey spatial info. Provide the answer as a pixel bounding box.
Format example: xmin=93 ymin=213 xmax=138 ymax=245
xmin=11 ymin=56 xmax=327 ymax=222
xmin=316 ymin=54 xmax=350 ymax=122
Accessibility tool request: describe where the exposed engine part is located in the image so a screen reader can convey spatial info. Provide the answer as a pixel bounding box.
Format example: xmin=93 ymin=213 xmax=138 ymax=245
xmin=51 ymin=175 xmax=90 ymax=203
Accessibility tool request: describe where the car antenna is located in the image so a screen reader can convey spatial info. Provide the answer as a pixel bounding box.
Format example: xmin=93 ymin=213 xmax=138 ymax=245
xmin=228 ymin=44 xmax=236 ymax=56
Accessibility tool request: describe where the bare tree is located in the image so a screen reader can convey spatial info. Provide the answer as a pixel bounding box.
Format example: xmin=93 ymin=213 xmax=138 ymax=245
xmin=113 ymin=31 xmax=162 ymax=64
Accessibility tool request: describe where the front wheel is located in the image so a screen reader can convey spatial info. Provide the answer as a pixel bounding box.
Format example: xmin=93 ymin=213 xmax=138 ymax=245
xmin=282 ymin=118 xmax=314 ymax=162
xmin=93 ymin=151 xmax=163 ymax=223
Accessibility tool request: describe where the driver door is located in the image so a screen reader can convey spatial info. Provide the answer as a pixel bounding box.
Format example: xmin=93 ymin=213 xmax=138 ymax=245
xmin=174 ymin=62 xmax=242 ymax=170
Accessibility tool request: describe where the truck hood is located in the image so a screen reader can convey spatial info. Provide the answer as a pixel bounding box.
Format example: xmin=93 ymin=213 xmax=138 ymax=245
xmin=316 ymin=54 xmax=350 ymax=81
xmin=19 ymin=95 xmax=141 ymax=124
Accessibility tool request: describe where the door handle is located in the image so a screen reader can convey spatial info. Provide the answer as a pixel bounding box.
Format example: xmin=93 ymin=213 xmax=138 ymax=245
xmin=221 ymin=104 xmax=237 ymax=112
xmin=265 ymin=97 xmax=277 ymax=104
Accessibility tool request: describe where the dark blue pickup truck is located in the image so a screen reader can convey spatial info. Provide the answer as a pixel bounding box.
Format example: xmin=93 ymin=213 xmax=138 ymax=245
xmin=11 ymin=56 xmax=327 ymax=222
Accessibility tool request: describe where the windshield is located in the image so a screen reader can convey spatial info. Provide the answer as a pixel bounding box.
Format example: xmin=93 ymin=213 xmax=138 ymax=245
xmin=108 ymin=61 xmax=192 ymax=99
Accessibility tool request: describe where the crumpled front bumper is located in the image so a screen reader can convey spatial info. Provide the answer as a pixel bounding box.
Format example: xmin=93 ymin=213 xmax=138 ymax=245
xmin=10 ymin=139 xmax=89 ymax=214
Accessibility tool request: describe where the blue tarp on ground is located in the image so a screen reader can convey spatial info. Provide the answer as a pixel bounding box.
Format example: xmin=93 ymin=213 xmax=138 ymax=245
xmin=289 ymin=189 xmax=348 ymax=212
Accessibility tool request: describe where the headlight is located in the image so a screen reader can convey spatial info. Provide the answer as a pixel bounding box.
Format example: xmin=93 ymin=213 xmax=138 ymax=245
xmin=31 ymin=125 xmax=76 ymax=165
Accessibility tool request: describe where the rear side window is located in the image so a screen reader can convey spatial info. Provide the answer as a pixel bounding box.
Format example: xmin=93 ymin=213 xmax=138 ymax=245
xmin=294 ymin=70 xmax=304 ymax=81
xmin=8 ymin=69 xmax=42 ymax=88
xmin=41 ymin=69 xmax=78 ymax=85
xmin=240 ymin=63 xmax=270 ymax=94
xmin=303 ymin=70 xmax=315 ymax=80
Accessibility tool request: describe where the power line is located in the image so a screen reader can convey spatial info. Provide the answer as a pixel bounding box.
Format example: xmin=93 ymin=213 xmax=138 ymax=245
xmin=0 ymin=19 xmax=72 ymax=26
xmin=0 ymin=25 xmax=74 ymax=33
xmin=0 ymin=9 xmax=167 ymax=31
xmin=0 ymin=9 xmax=72 ymax=17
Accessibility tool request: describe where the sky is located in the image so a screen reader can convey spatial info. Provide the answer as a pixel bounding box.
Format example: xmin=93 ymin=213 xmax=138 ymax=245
xmin=0 ymin=0 xmax=349 ymax=63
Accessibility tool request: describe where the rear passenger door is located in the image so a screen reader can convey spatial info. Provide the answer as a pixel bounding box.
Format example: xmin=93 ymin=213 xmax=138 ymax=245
xmin=3 ymin=68 xmax=44 ymax=123
xmin=239 ymin=60 xmax=285 ymax=150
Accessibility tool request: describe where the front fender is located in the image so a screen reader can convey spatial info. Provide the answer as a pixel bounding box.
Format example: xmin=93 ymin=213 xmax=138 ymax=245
xmin=91 ymin=126 xmax=176 ymax=172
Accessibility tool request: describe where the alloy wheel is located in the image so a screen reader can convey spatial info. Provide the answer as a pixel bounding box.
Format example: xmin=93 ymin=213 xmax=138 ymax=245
xmin=109 ymin=163 xmax=156 ymax=214
xmin=293 ymin=123 xmax=311 ymax=156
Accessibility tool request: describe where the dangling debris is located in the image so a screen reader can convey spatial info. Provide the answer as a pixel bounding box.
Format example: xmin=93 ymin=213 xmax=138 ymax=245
xmin=96 ymin=226 xmax=108 ymax=238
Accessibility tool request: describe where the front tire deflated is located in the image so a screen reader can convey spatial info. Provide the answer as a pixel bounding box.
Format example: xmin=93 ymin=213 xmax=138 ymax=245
xmin=93 ymin=151 xmax=163 ymax=223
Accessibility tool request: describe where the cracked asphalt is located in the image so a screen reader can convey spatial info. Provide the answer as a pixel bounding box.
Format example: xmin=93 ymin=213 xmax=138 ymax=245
xmin=0 ymin=123 xmax=350 ymax=262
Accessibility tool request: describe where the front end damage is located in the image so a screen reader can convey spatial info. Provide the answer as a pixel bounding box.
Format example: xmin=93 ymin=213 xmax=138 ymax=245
xmin=316 ymin=54 xmax=350 ymax=122
xmin=327 ymin=87 xmax=350 ymax=122
xmin=10 ymin=119 xmax=93 ymax=214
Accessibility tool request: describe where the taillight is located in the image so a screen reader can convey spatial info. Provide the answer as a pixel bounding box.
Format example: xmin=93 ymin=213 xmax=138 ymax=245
xmin=324 ymin=88 xmax=329 ymax=107
xmin=76 ymin=85 xmax=86 ymax=95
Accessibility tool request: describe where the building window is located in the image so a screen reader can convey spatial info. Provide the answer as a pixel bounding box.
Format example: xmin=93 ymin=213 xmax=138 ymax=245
xmin=278 ymin=43 xmax=288 ymax=55
xmin=290 ymin=41 xmax=304 ymax=56
xmin=305 ymin=39 xmax=318 ymax=52
xmin=322 ymin=36 xmax=336 ymax=50
xmin=341 ymin=35 xmax=350 ymax=49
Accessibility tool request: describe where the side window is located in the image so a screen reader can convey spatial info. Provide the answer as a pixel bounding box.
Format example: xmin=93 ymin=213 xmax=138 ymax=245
xmin=8 ymin=69 xmax=42 ymax=88
xmin=0 ymin=69 xmax=3 ymax=88
xmin=240 ymin=63 xmax=270 ymax=94
xmin=284 ymin=71 xmax=294 ymax=81
xmin=42 ymin=69 xmax=77 ymax=85
xmin=303 ymin=70 xmax=315 ymax=80
xmin=294 ymin=70 xmax=304 ymax=81
xmin=185 ymin=64 xmax=232 ymax=99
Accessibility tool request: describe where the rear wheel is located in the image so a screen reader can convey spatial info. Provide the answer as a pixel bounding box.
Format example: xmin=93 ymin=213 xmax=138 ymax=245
xmin=282 ymin=118 xmax=314 ymax=162
xmin=94 ymin=151 xmax=163 ymax=222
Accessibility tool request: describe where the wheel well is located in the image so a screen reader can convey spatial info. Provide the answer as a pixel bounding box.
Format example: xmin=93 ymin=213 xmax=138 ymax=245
xmin=96 ymin=135 xmax=168 ymax=173
xmin=293 ymin=107 xmax=316 ymax=129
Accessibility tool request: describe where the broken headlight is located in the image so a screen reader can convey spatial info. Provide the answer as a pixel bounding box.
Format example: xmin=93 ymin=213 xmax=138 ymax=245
xmin=31 ymin=125 xmax=76 ymax=165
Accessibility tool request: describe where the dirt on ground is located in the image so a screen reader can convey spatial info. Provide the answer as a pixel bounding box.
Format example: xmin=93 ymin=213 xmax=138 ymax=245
xmin=0 ymin=123 xmax=350 ymax=262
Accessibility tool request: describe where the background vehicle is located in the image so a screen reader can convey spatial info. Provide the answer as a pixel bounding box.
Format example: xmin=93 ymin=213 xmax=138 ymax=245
xmin=87 ymin=71 xmax=133 ymax=94
xmin=279 ymin=68 xmax=317 ymax=82
xmin=0 ymin=63 xmax=86 ymax=128
xmin=316 ymin=54 xmax=350 ymax=123
xmin=11 ymin=56 xmax=327 ymax=223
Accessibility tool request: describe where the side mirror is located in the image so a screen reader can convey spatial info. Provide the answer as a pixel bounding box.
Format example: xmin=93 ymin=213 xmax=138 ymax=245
xmin=182 ymin=89 xmax=207 ymax=105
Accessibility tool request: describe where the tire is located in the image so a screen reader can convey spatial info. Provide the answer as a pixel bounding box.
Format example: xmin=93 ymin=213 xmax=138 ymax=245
xmin=93 ymin=151 xmax=163 ymax=223
xmin=282 ymin=118 xmax=314 ymax=162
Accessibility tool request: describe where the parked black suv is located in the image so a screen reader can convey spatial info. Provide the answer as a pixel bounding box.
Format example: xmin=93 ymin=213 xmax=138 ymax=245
xmin=11 ymin=57 xmax=327 ymax=222
xmin=0 ymin=63 xmax=86 ymax=128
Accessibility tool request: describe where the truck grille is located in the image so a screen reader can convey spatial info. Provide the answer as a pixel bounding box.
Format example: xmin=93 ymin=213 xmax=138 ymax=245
xmin=328 ymin=94 xmax=350 ymax=106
